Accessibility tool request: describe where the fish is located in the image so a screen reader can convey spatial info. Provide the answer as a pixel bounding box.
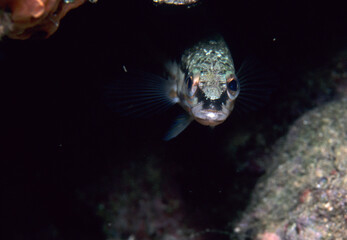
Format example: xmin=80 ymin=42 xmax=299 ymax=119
xmin=104 ymin=35 xmax=271 ymax=140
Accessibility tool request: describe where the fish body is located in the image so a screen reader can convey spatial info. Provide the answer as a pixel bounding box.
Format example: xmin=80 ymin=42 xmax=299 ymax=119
xmin=169 ymin=36 xmax=239 ymax=128
xmin=107 ymin=36 xmax=242 ymax=140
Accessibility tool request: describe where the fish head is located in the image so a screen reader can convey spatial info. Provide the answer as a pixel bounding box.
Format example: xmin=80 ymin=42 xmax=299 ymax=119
xmin=183 ymin=68 xmax=240 ymax=126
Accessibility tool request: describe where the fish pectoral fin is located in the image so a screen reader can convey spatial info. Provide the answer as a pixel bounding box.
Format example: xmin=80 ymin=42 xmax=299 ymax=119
xmin=103 ymin=70 xmax=177 ymax=118
xmin=163 ymin=114 xmax=193 ymax=141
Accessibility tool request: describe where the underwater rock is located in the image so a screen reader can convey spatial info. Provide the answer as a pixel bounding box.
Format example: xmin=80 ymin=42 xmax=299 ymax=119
xmin=234 ymin=96 xmax=347 ymax=240
xmin=98 ymin=158 xmax=206 ymax=240
xmin=0 ymin=0 xmax=96 ymax=39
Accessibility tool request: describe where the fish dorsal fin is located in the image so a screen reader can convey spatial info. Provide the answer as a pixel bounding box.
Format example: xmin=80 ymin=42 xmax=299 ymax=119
xmin=163 ymin=114 xmax=193 ymax=141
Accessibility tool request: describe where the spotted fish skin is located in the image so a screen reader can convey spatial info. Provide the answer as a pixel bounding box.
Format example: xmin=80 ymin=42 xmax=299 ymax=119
xmin=181 ymin=36 xmax=236 ymax=101
xmin=168 ymin=36 xmax=240 ymax=129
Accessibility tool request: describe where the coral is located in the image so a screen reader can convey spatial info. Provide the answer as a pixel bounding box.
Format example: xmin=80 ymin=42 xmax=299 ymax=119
xmin=0 ymin=0 xmax=90 ymax=39
xmin=233 ymin=96 xmax=347 ymax=240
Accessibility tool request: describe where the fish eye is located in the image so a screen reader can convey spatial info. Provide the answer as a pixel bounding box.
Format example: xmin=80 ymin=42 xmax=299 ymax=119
xmin=227 ymin=79 xmax=238 ymax=91
xmin=226 ymin=77 xmax=240 ymax=99
xmin=186 ymin=75 xmax=198 ymax=97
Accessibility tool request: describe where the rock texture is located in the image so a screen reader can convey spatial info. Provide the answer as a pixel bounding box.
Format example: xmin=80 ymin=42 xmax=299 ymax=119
xmin=234 ymin=97 xmax=347 ymax=240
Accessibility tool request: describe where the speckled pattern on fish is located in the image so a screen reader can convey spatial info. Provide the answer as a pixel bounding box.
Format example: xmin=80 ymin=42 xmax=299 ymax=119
xmin=181 ymin=37 xmax=235 ymax=100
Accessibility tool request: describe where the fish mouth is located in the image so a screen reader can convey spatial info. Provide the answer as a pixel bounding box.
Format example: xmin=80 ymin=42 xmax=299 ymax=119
xmin=191 ymin=104 xmax=230 ymax=126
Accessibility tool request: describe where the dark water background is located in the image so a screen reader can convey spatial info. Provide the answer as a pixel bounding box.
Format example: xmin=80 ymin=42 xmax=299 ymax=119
xmin=1 ymin=0 xmax=346 ymax=239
